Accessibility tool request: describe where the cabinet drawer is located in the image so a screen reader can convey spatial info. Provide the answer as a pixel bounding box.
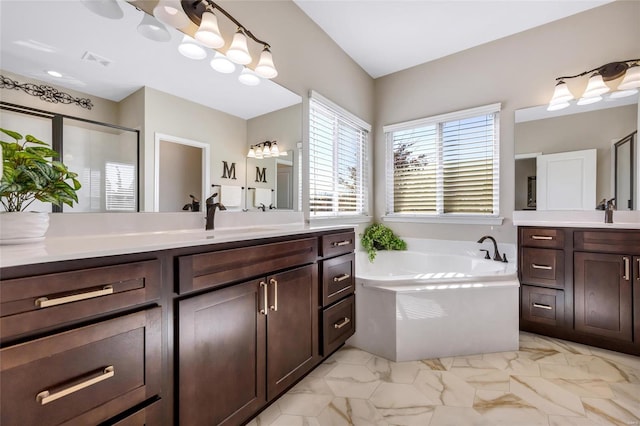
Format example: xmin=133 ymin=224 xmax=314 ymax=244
xmin=0 ymin=259 xmax=161 ymax=342
xmin=105 ymin=399 xmax=162 ymax=426
xmin=322 ymin=253 xmax=355 ymax=307
xmin=0 ymin=308 xmax=161 ymax=426
xmin=178 ymin=238 xmax=317 ymax=294
xmin=520 ymin=228 xmax=565 ymax=249
xmin=574 ymin=230 xmax=640 ymax=253
xmin=520 ymin=248 xmax=564 ymax=288
xmin=521 ymin=285 xmax=564 ymax=327
xmin=321 ymin=231 xmax=356 ymax=258
xmin=322 ymin=295 xmax=355 ymax=356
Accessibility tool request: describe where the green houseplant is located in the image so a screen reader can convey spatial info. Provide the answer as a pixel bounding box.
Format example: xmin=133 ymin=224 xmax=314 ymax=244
xmin=0 ymin=128 xmax=81 ymax=242
xmin=360 ymin=223 xmax=407 ymax=262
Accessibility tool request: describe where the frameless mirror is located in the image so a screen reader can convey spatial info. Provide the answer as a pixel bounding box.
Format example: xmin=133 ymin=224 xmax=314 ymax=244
xmin=245 ymin=150 xmax=296 ymax=211
xmin=0 ymin=0 xmax=302 ymax=212
xmin=514 ymin=94 xmax=639 ymax=211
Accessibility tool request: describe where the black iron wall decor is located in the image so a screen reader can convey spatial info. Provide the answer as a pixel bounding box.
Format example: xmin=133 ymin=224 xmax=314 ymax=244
xmin=0 ymin=75 xmax=94 ymax=110
xmin=221 ymin=161 xmax=237 ymax=179
xmin=255 ymin=166 xmax=267 ymax=183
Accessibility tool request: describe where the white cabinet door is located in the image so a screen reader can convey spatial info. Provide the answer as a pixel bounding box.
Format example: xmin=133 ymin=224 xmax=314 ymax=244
xmin=536 ymin=149 xmax=597 ymax=210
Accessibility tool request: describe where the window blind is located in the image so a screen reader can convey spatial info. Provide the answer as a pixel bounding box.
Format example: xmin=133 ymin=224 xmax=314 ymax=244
xmin=105 ymin=162 xmax=136 ymax=211
xmin=385 ymin=103 xmax=500 ymax=216
xmin=309 ymin=92 xmax=370 ymax=217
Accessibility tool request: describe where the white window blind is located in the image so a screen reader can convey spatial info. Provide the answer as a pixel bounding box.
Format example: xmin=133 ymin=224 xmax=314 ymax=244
xmin=105 ymin=162 xmax=137 ymax=211
xmin=385 ymin=103 xmax=500 ymax=216
xmin=309 ymin=92 xmax=370 ymax=217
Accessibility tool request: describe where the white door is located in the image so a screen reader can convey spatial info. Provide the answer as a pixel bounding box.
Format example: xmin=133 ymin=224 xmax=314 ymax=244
xmin=536 ymin=149 xmax=597 ymax=210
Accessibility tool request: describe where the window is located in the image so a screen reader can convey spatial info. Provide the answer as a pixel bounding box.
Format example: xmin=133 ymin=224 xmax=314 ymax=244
xmin=309 ymin=91 xmax=371 ymax=218
xmin=105 ymin=162 xmax=137 ymax=211
xmin=385 ymin=103 xmax=500 ymax=218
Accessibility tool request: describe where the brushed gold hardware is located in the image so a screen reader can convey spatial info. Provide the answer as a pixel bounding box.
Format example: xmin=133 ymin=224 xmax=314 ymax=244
xmin=623 ymin=257 xmax=630 ymax=280
xmin=260 ymin=281 xmax=268 ymax=315
xmin=36 ymin=366 xmax=115 ymax=405
xmin=334 ymin=317 xmax=351 ymax=329
xmin=333 ymin=273 xmax=351 ymax=283
xmin=531 ymin=264 xmax=552 ymax=270
xmin=332 ymin=240 xmax=351 ymax=247
xmin=531 ymin=235 xmax=553 ymax=240
xmin=533 ymin=303 xmax=552 ymax=310
xmin=269 ymin=278 xmax=278 ymax=311
xmin=35 ymin=285 xmax=114 ymax=308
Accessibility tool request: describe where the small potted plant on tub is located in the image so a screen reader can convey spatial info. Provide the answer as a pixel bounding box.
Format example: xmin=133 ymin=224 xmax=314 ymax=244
xmin=0 ymin=128 xmax=81 ymax=244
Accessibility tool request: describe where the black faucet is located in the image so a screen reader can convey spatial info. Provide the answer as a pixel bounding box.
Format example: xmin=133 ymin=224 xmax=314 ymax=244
xmin=477 ymin=235 xmax=504 ymax=262
xmin=605 ymin=198 xmax=615 ymax=223
xmin=257 ymin=203 xmax=266 ymax=212
xmin=205 ymin=193 xmax=227 ymax=230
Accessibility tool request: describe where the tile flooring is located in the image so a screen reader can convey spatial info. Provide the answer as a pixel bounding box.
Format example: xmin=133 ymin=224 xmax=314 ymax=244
xmin=247 ymin=332 xmax=640 ymax=426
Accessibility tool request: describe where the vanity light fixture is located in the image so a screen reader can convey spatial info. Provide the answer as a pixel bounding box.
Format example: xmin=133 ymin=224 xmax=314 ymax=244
xmin=548 ymin=59 xmax=640 ymax=111
xmin=153 ymin=0 xmax=190 ymax=29
xmin=182 ymin=0 xmax=278 ymax=79
xmin=247 ymin=141 xmax=285 ymax=158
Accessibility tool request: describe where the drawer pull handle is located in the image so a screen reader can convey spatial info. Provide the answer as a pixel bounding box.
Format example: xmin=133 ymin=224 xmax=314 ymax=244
xmin=623 ymin=257 xmax=630 ymax=281
xmin=531 ymin=235 xmax=553 ymax=240
xmin=637 ymin=259 xmax=640 ymax=281
xmin=260 ymin=282 xmax=268 ymax=316
xmin=36 ymin=366 xmax=115 ymax=405
xmin=269 ymin=278 xmax=278 ymax=312
xmin=332 ymin=240 xmax=351 ymax=247
xmin=334 ymin=317 xmax=351 ymax=329
xmin=333 ymin=274 xmax=351 ymax=283
xmin=531 ymin=264 xmax=552 ymax=270
xmin=532 ymin=303 xmax=553 ymax=310
xmin=35 ymin=285 xmax=114 ymax=308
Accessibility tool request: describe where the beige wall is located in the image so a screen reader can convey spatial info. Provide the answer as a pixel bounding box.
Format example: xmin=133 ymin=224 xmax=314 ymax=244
xmin=374 ymin=1 xmax=640 ymax=244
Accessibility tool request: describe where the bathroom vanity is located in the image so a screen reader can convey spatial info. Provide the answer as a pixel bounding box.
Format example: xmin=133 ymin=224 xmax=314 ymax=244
xmin=515 ymin=213 xmax=640 ymax=356
xmin=0 ymin=225 xmax=356 ymax=426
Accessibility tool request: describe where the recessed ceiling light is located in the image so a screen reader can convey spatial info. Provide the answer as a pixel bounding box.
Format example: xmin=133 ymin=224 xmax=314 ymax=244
xmin=47 ymin=70 xmax=63 ymax=78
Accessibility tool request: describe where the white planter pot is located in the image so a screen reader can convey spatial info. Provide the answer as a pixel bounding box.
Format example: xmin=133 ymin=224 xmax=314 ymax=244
xmin=0 ymin=212 xmax=50 ymax=244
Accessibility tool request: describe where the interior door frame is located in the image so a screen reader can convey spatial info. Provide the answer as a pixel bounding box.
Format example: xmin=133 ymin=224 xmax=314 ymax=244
xmin=153 ymin=133 xmax=210 ymax=212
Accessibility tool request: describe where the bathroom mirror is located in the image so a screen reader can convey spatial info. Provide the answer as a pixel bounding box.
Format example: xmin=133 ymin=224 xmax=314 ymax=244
xmin=0 ymin=0 xmax=303 ymax=212
xmin=514 ymin=95 xmax=639 ymax=211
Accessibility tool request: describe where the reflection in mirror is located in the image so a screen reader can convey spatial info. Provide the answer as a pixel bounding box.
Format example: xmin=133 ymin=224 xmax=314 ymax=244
xmin=1 ymin=0 xmax=302 ymax=213
xmin=245 ymin=150 xmax=294 ymax=211
xmin=514 ymin=95 xmax=639 ymax=211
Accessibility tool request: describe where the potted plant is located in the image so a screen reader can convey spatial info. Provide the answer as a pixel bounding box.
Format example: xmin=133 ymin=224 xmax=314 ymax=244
xmin=360 ymin=223 xmax=407 ymax=262
xmin=0 ymin=128 xmax=81 ymax=243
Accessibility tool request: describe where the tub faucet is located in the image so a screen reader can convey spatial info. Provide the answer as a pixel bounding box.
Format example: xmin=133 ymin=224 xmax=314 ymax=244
xmin=205 ymin=192 xmax=227 ymax=230
xmin=477 ymin=235 xmax=504 ymax=262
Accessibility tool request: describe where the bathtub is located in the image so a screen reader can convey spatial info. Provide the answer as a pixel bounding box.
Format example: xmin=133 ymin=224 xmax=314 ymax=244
xmin=349 ymin=246 xmax=520 ymax=362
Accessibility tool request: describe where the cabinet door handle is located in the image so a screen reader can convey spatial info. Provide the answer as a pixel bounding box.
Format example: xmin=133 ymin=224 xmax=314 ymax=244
xmin=35 ymin=285 xmax=114 ymax=308
xmin=260 ymin=281 xmax=268 ymax=315
xmin=36 ymin=366 xmax=115 ymax=405
xmin=532 ymin=303 xmax=553 ymax=310
xmin=332 ymin=240 xmax=351 ymax=247
xmin=334 ymin=317 xmax=351 ymax=329
xmin=333 ymin=273 xmax=351 ymax=283
xmin=531 ymin=235 xmax=553 ymax=240
xmin=637 ymin=258 xmax=640 ymax=281
xmin=269 ymin=278 xmax=278 ymax=311
xmin=623 ymin=257 xmax=630 ymax=281
xmin=531 ymin=264 xmax=552 ymax=270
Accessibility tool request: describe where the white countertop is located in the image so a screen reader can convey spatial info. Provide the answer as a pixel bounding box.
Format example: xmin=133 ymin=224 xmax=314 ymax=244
xmin=0 ymin=224 xmax=354 ymax=269
xmin=512 ymin=210 xmax=640 ymax=229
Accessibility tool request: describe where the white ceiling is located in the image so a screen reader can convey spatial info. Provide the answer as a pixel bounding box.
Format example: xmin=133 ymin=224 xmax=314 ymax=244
xmin=0 ymin=0 xmax=301 ymax=120
xmin=293 ymin=0 xmax=615 ymax=78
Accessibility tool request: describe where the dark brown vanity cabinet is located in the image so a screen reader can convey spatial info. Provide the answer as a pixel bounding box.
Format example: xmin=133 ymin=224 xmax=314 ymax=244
xmin=518 ymin=227 xmax=640 ymax=356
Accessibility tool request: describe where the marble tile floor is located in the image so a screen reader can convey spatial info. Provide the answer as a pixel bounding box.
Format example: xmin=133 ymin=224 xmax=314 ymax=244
xmin=247 ymin=332 xmax=640 ymax=426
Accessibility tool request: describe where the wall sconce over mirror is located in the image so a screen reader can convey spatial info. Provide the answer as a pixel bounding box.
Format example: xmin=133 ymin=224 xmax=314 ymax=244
xmin=548 ymin=59 xmax=640 ymax=111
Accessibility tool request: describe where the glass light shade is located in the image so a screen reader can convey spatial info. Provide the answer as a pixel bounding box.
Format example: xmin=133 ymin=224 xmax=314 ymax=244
xmin=609 ymin=88 xmax=639 ymax=99
xmin=547 ymin=101 xmax=570 ymax=111
xmin=548 ymin=81 xmax=573 ymax=104
xmin=247 ymin=146 xmax=256 ymax=158
xmin=137 ymin=13 xmax=171 ymax=42
xmin=238 ymin=68 xmax=260 ymax=86
xmin=195 ymin=9 xmax=224 ymax=48
xmin=226 ymin=30 xmax=252 ymax=65
xmin=270 ymin=142 xmax=279 ymax=156
xmin=178 ymin=35 xmax=206 ymax=60
xmin=262 ymin=144 xmax=271 ymax=158
xmin=577 ymin=95 xmax=602 ymax=106
xmin=210 ymin=52 xmax=235 ymax=73
xmin=255 ymin=148 xmax=264 ymax=159
xmin=81 ymin=0 xmax=123 ymax=19
xmin=617 ymin=64 xmax=640 ymax=90
xmin=153 ymin=0 xmax=189 ymax=29
xmin=255 ymin=48 xmax=278 ymax=79
xmin=582 ymin=73 xmax=610 ymax=98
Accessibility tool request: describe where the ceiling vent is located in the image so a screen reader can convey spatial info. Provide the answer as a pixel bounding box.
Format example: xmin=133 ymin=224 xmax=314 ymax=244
xmin=81 ymin=51 xmax=113 ymax=67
